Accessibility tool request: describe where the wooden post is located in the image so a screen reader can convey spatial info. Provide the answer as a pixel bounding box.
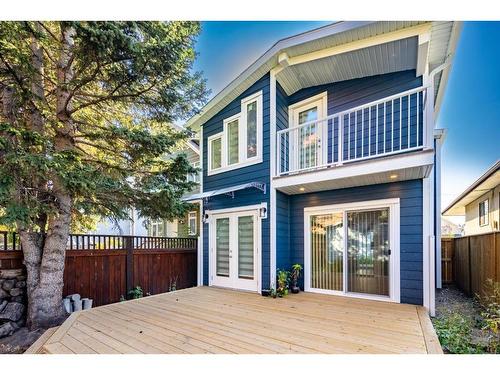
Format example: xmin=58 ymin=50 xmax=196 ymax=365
xmin=124 ymin=236 xmax=134 ymax=296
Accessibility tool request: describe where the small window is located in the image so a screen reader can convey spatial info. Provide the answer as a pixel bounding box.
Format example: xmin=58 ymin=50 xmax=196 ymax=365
xmin=209 ymin=135 xmax=222 ymax=170
xmin=188 ymin=211 xmax=197 ymax=236
xmin=479 ymin=199 xmax=489 ymax=226
xmin=150 ymin=220 xmax=164 ymax=237
xmin=187 ymin=161 xmax=200 ymax=183
xmin=226 ymin=118 xmax=239 ymax=165
xmin=246 ymin=100 xmax=258 ymax=158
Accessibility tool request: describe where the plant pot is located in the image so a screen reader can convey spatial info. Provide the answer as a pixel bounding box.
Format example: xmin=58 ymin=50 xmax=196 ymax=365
xmin=82 ymin=298 xmax=93 ymax=310
xmin=72 ymin=299 xmax=83 ymax=312
xmin=63 ymin=298 xmax=72 ymax=313
xmin=291 ymin=286 xmax=300 ymax=294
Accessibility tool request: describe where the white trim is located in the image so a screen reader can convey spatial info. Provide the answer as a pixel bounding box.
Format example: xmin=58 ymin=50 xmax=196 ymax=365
xmin=303 ymin=198 xmax=401 ymax=303
xmin=206 ymin=202 xmax=267 ymax=216
xmin=207 ymin=203 xmax=266 ymax=293
xmin=269 ymin=68 xmax=278 ymax=290
xmin=198 ymin=125 xmax=204 ymax=287
xmin=241 ymin=90 xmax=263 ymax=163
xmin=207 ymin=132 xmax=223 ymax=172
xmin=223 ymin=113 xmax=241 ymax=166
xmin=423 ymin=176 xmax=434 ymax=314
xmin=288 ymin=92 xmax=328 ymax=119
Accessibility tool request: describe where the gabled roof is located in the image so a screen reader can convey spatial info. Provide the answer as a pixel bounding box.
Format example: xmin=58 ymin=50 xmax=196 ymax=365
xmin=442 ymin=160 xmax=500 ymax=216
xmin=186 ymin=21 xmax=461 ymax=131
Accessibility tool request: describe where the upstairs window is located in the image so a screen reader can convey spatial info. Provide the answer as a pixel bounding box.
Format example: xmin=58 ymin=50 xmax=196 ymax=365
xmin=150 ymin=220 xmax=164 ymax=237
xmin=225 ymin=115 xmax=240 ymax=165
xmin=209 ymin=134 xmax=222 ymax=171
xmin=207 ymin=91 xmax=263 ymax=175
xmin=479 ymin=199 xmax=489 ymax=226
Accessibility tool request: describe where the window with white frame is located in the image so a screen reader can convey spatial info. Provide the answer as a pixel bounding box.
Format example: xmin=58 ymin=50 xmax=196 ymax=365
xmin=188 ymin=211 xmax=197 ymax=236
xmin=150 ymin=219 xmax=164 ymax=237
xmin=207 ymin=91 xmax=263 ymax=174
xmin=187 ymin=161 xmax=201 ymax=183
xmin=479 ymin=199 xmax=489 ymax=226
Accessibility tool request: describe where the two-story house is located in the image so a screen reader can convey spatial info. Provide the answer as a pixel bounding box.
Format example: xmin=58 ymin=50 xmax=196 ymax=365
xmin=443 ymin=160 xmax=500 ymax=236
xmin=185 ymin=21 xmax=461 ymax=315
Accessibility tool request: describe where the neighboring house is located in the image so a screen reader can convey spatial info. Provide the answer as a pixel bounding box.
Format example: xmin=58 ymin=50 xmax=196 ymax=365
xmin=443 ymin=160 xmax=500 ymax=236
xmin=441 ymin=217 xmax=464 ymax=237
xmin=147 ymin=138 xmax=201 ymax=238
xmin=185 ymin=21 xmax=461 ymax=315
xmin=91 ymin=138 xmax=201 ymax=238
xmin=90 ymin=208 xmax=148 ymax=236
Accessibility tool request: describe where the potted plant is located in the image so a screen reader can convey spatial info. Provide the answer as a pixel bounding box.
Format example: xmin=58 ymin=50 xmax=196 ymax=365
xmin=276 ymin=270 xmax=289 ymax=297
xmin=290 ymin=264 xmax=303 ymax=294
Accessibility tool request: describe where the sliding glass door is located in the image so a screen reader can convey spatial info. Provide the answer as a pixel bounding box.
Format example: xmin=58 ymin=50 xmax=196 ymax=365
xmin=306 ymin=201 xmax=397 ymax=301
xmin=347 ymin=209 xmax=390 ymax=297
xmin=310 ymin=212 xmax=344 ymax=291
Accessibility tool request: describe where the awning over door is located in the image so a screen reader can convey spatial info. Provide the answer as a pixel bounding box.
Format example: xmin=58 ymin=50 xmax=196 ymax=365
xmin=183 ymin=182 xmax=266 ymax=202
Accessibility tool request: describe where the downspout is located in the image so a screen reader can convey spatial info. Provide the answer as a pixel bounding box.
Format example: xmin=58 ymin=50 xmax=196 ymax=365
xmin=425 ymin=57 xmax=451 ymax=315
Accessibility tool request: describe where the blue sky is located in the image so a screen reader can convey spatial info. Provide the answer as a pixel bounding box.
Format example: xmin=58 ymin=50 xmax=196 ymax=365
xmin=193 ymin=21 xmax=500 ymax=213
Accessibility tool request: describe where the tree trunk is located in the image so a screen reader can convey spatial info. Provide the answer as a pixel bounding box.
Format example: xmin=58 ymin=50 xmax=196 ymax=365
xmin=22 ymin=197 xmax=71 ymax=329
xmin=18 ymin=23 xmax=77 ymax=330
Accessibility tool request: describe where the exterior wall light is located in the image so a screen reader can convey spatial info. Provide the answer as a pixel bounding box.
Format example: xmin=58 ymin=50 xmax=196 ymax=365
xmin=259 ymin=207 xmax=267 ymax=219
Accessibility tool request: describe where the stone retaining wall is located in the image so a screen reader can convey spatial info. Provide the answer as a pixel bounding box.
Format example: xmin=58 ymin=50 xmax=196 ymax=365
xmin=0 ymin=269 xmax=27 ymax=338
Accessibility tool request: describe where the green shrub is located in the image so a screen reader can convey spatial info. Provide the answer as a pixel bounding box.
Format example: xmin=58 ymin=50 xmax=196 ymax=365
xmin=477 ymin=279 xmax=500 ymax=353
xmin=128 ymin=285 xmax=144 ymax=299
xmin=276 ymin=269 xmax=289 ymax=297
xmin=433 ymin=313 xmax=484 ymax=354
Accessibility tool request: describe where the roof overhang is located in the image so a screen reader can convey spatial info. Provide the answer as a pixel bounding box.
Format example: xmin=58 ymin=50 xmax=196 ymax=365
xmin=443 ymin=160 xmax=500 ymax=216
xmin=184 ymin=182 xmax=266 ymax=202
xmin=274 ymin=150 xmax=434 ymax=195
xmin=186 ymin=21 xmax=461 ymax=131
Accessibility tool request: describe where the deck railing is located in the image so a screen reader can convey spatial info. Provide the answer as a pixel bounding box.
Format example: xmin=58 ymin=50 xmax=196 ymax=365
xmin=0 ymin=231 xmax=197 ymax=252
xmin=276 ymin=86 xmax=428 ymax=176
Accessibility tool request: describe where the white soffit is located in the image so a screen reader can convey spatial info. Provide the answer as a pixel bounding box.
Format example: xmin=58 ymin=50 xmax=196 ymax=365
xmin=276 ymin=37 xmax=418 ymax=96
xmin=187 ymin=21 xmax=458 ymax=130
xmin=443 ymin=161 xmax=500 ymax=216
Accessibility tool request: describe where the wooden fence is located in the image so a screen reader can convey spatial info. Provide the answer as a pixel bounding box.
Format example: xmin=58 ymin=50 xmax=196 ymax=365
xmin=0 ymin=232 xmax=197 ymax=307
xmin=441 ymin=233 xmax=500 ymax=297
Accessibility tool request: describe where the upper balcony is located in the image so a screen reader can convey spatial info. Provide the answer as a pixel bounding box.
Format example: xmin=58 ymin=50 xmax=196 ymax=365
xmin=274 ymin=86 xmax=435 ymax=193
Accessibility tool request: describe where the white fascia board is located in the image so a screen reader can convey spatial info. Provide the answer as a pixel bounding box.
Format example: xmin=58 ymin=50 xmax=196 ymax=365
xmin=435 ymin=21 xmax=463 ymax=119
xmin=273 ymin=150 xmax=435 ymax=191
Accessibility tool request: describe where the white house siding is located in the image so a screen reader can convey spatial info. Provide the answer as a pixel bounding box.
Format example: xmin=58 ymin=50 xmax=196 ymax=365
xmin=464 ymin=185 xmax=500 ymax=235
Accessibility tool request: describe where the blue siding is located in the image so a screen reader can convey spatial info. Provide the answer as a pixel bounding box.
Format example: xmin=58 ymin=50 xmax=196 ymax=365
xmin=202 ymin=73 xmax=271 ymax=289
xmin=287 ymin=69 xmax=422 ymax=115
xmin=286 ymin=180 xmax=423 ymax=305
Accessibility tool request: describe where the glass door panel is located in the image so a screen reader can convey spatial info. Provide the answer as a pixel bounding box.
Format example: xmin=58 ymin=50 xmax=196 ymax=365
xmin=215 ymin=217 xmax=230 ymax=277
xmin=298 ymin=107 xmax=318 ymax=170
xmin=238 ymin=215 xmax=254 ymax=279
xmin=310 ymin=213 xmax=343 ymax=291
xmin=347 ymin=209 xmax=390 ymax=296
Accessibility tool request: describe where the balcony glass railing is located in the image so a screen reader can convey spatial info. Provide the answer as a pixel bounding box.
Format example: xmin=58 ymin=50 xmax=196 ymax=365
xmin=276 ymin=86 xmax=428 ymax=176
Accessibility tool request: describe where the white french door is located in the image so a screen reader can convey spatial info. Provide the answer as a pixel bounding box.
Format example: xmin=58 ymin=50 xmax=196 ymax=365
xmin=304 ymin=199 xmax=400 ymax=302
xmin=210 ymin=209 xmax=259 ymax=292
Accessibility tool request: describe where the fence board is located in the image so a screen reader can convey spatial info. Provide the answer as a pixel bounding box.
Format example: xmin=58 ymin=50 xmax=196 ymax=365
xmin=441 ymin=238 xmax=454 ymax=284
xmin=0 ymin=232 xmax=197 ymax=307
xmin=444 ymin=233 xmax=499 ymax=298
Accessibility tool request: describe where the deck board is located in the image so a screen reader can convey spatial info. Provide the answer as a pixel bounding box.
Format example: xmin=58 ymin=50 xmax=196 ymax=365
xmin=30 ymin=286 xmax=441 ymax=354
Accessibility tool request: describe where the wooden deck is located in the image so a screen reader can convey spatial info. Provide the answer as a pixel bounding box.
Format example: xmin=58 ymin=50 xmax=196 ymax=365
xmin=29 ymin=286 xmax=442 ymax=354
